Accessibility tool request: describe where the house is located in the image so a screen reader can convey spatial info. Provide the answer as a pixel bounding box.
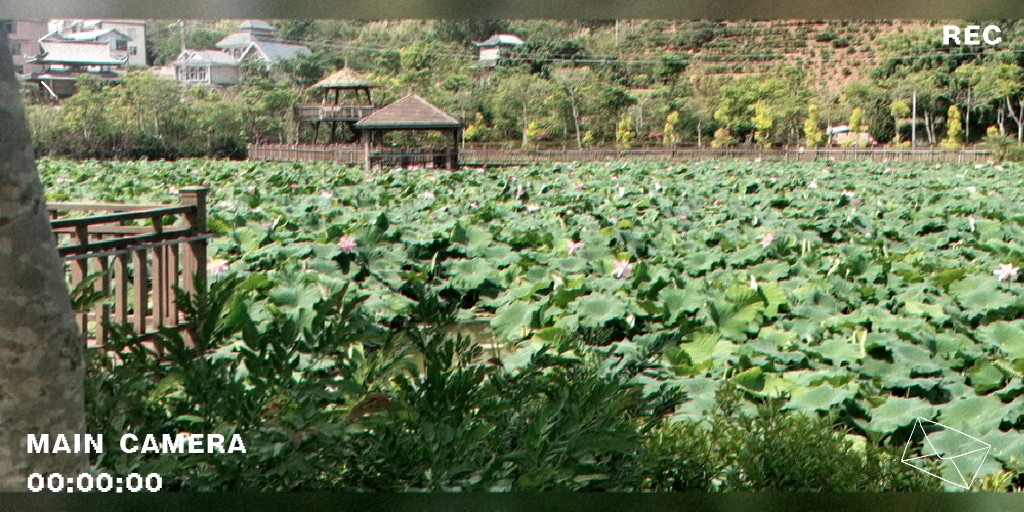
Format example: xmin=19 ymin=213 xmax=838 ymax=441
xmin=4 ymin=19 xmax=50 ymax=76
xmin=171 ymin=49 xmax=240 ymax=87
xmin=213 ymin=20 xmax=310 ymax=80
xmin=474 ymin=34 xmax=524 ymax=68
xmin=26 ymin=38 xmax=128 ymax=100
xmin=48 ymin=19 xmax=147 ymax=66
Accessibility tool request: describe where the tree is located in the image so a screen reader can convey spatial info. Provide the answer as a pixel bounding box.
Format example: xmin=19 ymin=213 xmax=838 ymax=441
xmin=0 ymin=32 xmax=86 ymax=491
xmin=844 ymin=107 xmax=863 ymax=147
xmin=942 ymin=104 xmax=964 ymax=149
xmin=804 ymin=105 xmax=824 ymax=147
xmin=663 ymin=111 xmax=680 ymax=146
xmin=751 ymin=102 xmax=775 ymax=148
xmin=890 ymin=99 xmax=911 ymax=146
xmin=617 ymin=114 xmax=637 ymax=148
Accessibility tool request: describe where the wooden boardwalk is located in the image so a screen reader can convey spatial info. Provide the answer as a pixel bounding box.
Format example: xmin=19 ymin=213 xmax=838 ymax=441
xmin=248 ymin=143 xmax=996 ymax=166
xmin=49 ymin=188 xmax=210 ymax=350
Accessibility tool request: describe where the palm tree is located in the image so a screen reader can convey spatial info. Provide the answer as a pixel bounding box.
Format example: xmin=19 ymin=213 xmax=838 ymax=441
xmin=0 ymin=30 xmax=86 ymax=490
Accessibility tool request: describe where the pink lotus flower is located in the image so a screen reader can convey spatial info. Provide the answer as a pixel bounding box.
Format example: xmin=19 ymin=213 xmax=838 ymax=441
xmin=516 ymin=185 xmax=524 ymax=199
xmin=613 ymin=259 xmax=634 ymax=279
xmin=291 ymin=183 xmax=299 ymax=191
xmin=422 ymin=191 xmax=435 ymax=201
xmin=568 ymin=240 xmax=585 ymax=256
xmin=852 ymin=198 xmax=861 ymax=207
xmin=575 ymin=182 xmax=585 ymax=191
xmin=994 ymin=263 xmax=1019 ymax=282
xmin=337 ymin=236 xmax=358 ymax=254
xmin=713 ymin=199 xmax=723 ymax=206
xmin=760 ymin=232 xmax=776 ymax=248
xmin=469 ymin=201 xmax=479 ymax=209
xmin=207 ymin=258 xmax=230 ymax=276
xmin=247 ymin=186 xmax=256 ymax=194
xmin=679 ymin=213 xmax=689 ymax=221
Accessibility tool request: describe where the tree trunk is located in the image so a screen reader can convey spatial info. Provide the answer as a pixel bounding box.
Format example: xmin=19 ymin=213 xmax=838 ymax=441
xmin=570 ymin=93 xmax=582 ymax=149
xmin=0 ymin=32 xmax=86 ymax=491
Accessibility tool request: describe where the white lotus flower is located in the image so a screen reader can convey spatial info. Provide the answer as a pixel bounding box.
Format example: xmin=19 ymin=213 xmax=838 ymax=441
xmin=842 ymin=190 xmax=856 ymax=199
xmin=968 ymin=216 xmax=976 ymax=232
xmin=169 ymin=186 xmax=179 ymax=195
xmin=967 ymin=186 xmax=978 ymax=194
xmin=760 ymin=232 xmax=776 ymax=248
xmin=809 ymin=179 xmax=819 ymax=189
xmin=321 ymin=191 xmax=333 ymax=200
xmin=516 ymin=185 xmax=524 ymax=199
xmin=567 ymin=240 xmax=585 ymax=256
xmin=750 ymin=275 xmax=759 ymax=291
xmin=616 ymin=186 xmax=626 ymax=199
xmin=247 ymin=186 xmax=256 ymax=194
xmin=612 ymin=259 xmax=634 ymax=279
xmin=422 ymin=191 xmax=435 ymax=201
xmin=337 ymin=236 xmax=358 ymax=254
xmin=207 ymin=259 xmax=230 ymax=276
xmin=994 ymin=263 xmax=1019 ymax=283
xmin=526 ymin=204 xmax=540 ymax=213
xmin=654 ymin=181 xmax=662 ymax=192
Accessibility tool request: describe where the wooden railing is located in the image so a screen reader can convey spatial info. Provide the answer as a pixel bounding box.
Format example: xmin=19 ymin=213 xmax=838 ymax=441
xmin=49 ymin=187 xmax=210 ymax=348
xmin=294 ymin=104 xmax=376 ymax=123
xmin=248 ymin=143 xmax=996 ymax=166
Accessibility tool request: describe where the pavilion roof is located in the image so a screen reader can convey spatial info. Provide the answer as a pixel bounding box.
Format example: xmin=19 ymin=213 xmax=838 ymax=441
xmin=354 ymin=93 xmax=461 ymax=130
xmin=312 ymin=67 xmax=379 ymax=89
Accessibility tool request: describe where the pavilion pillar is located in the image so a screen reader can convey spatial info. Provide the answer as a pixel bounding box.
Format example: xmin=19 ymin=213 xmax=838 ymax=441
xmin=362 ymin=130 xmax=372 ymax=172
xmin=448 ymin=128 xmax=459 ymax=170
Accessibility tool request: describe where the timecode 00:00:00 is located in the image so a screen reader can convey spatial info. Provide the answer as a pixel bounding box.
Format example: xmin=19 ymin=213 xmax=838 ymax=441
xmin=27 ymin=472 xmax=162 ymax=493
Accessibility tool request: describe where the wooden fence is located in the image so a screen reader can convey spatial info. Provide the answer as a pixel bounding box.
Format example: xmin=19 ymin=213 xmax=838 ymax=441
xmin=49 ymin=187 xmax=210 ymax=349
xmin=248 ymin=143 xmax=996 ymax=166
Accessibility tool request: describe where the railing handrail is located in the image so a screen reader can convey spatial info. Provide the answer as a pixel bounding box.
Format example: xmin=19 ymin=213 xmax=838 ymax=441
xmin=48 ymin=202 xmax=171 ymax=212
xmin=57 ymin=228 xmax=194 ymax=257
xmin=50 ymin=205 xmax=195 ymax=229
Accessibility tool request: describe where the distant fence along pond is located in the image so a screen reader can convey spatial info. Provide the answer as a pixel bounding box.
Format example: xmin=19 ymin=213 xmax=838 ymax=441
xmin=247 ymin=143 xmax=996 ymax=166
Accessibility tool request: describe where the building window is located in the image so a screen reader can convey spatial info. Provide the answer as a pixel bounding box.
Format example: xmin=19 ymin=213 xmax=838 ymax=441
xmin=9 ymin=42 xmax=20 ymax=55
xmin=2 ymin=21 xmax=15 ymax=34
xmin=185 ymin=66 xmax=207 ymax=81
xmin=115 ymin=40 xmax=128 ymax=51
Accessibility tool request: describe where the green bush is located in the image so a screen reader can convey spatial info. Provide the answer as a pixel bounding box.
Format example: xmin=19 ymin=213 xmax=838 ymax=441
xmin=85 ymin=275 xmax=940 ymax=491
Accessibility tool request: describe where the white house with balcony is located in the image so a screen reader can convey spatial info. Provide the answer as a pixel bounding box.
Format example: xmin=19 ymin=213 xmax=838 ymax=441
xmin=171 ymin=49 xmax=240 ymax=87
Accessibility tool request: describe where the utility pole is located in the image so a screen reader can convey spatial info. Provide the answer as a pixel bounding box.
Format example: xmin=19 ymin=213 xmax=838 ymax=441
xmin=911 ymin=91 xmax=917 ymax=148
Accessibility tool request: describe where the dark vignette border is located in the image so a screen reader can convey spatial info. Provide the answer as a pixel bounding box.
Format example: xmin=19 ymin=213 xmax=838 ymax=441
xmin=4 ymin=0 xmax=1024 ymax=20
xmin=2 ymin=492 xmax=1024 ymax=512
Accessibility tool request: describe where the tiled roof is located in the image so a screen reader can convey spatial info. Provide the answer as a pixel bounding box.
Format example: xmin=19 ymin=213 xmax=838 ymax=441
xmin=246 ymin=41 xmax=310 ymax=62
xmin=30 ymin=42 xmax=126 ymax=65
xmin=174 ymin=49 xmax=238 ymax=65
xmin=313 ymin=67 xmax=378 ymax=89
xmin=239 ymin=20 xmax=274 ymax=31
xmin=57 ymin=28 xmax=130 ymax=42
xmin=475 ymin=34 xmax=524 ymax=47
xmin=355 ymin=94 xmax=461 ymax=130
xmin=215 ymin=33 xmax=255 ymax=49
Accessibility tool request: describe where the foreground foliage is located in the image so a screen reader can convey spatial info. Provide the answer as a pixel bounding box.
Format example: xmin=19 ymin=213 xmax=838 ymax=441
xmin=46 ymin=158 xmax=1024 ymax=490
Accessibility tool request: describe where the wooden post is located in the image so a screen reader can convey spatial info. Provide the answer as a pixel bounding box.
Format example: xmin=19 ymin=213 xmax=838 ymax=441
xmin=70 ymin=226 xmax=89 ymax=335
xmin=94 ymin=255 xmax=110 ymax=345
xmin=133 ymin=249 xmax=147 ymax=335
xmin=180 ymin=187 xmax=208 ymax=298
xmin=363 ymin=130 xmax=372 ymax=172
xmin=114 ymin=252 xmax=129 ymax=325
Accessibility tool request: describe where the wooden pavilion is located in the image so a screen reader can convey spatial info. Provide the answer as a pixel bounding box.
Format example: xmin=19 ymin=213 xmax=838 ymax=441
xmin=294 ymin=67 xmax=379 ymax=143
xmin=353 ymin=93 xmax=463 ymax=170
